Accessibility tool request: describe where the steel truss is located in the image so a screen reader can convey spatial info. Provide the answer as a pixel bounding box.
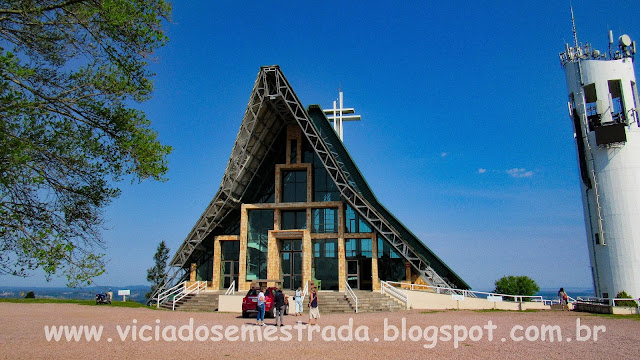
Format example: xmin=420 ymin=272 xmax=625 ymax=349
xmin=154 ymin=66 xmax=456 ymax=303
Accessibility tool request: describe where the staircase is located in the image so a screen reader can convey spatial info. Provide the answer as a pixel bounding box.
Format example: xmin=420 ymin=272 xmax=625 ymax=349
xmin=302 ymin=291 xmax=406 ymax=313
xmin=162 ymin=292 xmax=221 ymax=312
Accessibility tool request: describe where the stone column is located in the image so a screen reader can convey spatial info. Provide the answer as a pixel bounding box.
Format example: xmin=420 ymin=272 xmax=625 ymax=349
xmin=303 ymin=229 xmax=312 ymax=287
xmin=267 ymin=231 xmax=279 ymax=287
xmin=371 ymin=234 xmax=380 ymax=291
xmin=238 ymin=206 xmax=249 ymax=291
xmin=405 ymin=262 xmax=412 ymax=284
xmin=211 ymin=237 xmax=222 ymax=290
xmin=338 ymin=237 xmax=346 ymax=292
xmin=338 ymin=202 xmax=346 ymax=292
xmin=190 ymin=263 xmax=197 ymax=282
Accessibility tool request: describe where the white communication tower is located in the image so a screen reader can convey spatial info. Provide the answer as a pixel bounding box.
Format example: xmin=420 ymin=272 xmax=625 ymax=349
xmin=560 ymin=10 xmax=640 ymax=299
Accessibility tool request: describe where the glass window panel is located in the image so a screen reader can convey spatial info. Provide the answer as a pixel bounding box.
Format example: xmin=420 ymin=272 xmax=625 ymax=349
xmin=282 ymin=211 xmax=306 ymax=230
xmin=246 ymin=209 xmax=273 ymax=280
xmin=311 ymin=151 xmax=340 ymax=202
xmin=221 ymin=241 xmax=239 ymax=261
xmin=293 ymin=252 xmax=302 ymax=273
xmin=325 ymin=241 xmax=336 ymax=258
xmin=281 ymin=240 xmax=291 ymax=251
xmin=312 ymin=239 xmax=339 ymax=290
xmin=346 ymin=238 xmax=356 ymax=257
xmin=361 ymin=239 xmax=372 ymax=258
xmin=282 ymin=171 xmax=307 ymax=203
xmin=345 ymin=204 xmax=372 ymax=233
xmin=312 ymin=208 xmax=338 ymax=233
xmin=377 ymin=237 xmax=406 ymax=282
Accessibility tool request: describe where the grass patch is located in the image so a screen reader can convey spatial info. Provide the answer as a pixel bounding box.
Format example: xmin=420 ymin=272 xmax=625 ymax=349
xmin=585 ymin=313 xmax=640 ymax=321
xmin=0 ymin=298 xmax=153 ymax=308
xmin=474 ymin=309 xmax=541 ymax=313
xmin=420 ymin=310 xmax=444 ymax=314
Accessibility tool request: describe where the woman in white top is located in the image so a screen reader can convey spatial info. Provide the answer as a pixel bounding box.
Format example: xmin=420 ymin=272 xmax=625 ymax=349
xmin=295 ymin=287 xmax=303 ymax=316
xmin=256 ymin=288 xmax=266 ymax=325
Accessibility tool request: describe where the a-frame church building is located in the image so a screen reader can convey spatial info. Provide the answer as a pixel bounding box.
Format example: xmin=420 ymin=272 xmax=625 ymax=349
xmin=168 ymin=66 xmax=469 ymax=293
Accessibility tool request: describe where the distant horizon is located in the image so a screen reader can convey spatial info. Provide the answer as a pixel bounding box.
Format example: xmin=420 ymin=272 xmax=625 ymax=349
xmin=0 ymin=284 xmax=594 ymax=293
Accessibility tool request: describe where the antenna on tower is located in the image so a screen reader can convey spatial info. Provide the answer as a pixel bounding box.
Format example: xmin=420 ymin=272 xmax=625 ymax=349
xmin=570 ymin=5 xmax=579 ymax=49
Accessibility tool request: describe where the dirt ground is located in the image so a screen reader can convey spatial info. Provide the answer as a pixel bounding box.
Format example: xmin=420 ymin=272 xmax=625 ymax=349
xmin=1 ymin=303 xmax=639 ymax=359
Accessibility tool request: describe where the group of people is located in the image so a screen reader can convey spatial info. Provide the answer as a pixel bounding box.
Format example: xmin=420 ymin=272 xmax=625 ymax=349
xmin=255 ymin=286 xmax=320 ymax=326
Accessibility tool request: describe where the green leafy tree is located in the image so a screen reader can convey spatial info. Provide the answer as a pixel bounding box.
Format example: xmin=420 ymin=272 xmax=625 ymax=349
xmin=493 ymin=275 xmax=540 ymax=300
xmin=146 ymin=240 xmax=169 ymax=299
xmin=24 ymin=290 xmax=35 ymax=298
xmin=0 ymin=1 xmax=172 ymax=286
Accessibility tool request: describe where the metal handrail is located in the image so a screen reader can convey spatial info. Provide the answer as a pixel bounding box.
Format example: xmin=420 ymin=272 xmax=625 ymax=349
xmin=380 ymin=280 xmax=409 ymax=309
xmin=300 ymin=281 xmax=309 ymax=304
xmin=156 ymin=281 xmax=186 ymax=308
xmin=382 ymin=281 xmax=545 ymax=303
xmin=575 ymin=296 xmax=640 ymax=307
xmin=225 ymin=280 xmax=236 ymax=295
xmin=172 ymin=281 xmax=207 ymax=311
xmin=345 ymin=280 xmax=358 ymax=313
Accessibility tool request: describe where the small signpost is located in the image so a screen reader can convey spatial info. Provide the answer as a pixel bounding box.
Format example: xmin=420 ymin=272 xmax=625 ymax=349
xmin=118 ymin=289 xmax=130 ymax=302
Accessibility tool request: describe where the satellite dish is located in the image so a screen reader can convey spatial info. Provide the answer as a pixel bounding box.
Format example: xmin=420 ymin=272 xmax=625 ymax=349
xmin=619 ymin=34 xmax=632 ymax=47
xmin=593 ymin=49 xmax=600 ymax=57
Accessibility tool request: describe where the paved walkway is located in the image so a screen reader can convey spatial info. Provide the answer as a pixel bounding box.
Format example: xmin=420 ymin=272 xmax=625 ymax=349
xmin=1 ymin=303 xmax=638 ymax=359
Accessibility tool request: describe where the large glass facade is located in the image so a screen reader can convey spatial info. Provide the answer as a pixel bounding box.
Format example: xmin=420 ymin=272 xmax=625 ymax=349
xmin=312 ymin=238 xmax=339 ymax=290
xmin=377 ymin=237 xmax=406 ymax=282
xmin=247 ymin=209 xmax=273 ymax=280
xmin=312 ymin=208 xmax=338 ymax=233
xmin=282 ymin=170 xmax=307 ymax=203
xmin=345 ymin=204 xmax=372 ymax=233
xmin=281 ymin=210 xmax=306 ymax=230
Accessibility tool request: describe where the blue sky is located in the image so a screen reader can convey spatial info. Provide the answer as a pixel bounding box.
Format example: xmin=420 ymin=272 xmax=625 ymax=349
xmin=3 ymin=1 xmax=639 ymax=291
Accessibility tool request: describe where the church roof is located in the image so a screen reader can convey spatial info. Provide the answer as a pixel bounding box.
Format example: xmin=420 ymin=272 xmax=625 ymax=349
xmin=170 ymin=65 xmax=469 ymax=290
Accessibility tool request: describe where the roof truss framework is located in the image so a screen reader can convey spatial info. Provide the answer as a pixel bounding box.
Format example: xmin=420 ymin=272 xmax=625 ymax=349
xmin=166 ymin=65 xmax=459 ymax=292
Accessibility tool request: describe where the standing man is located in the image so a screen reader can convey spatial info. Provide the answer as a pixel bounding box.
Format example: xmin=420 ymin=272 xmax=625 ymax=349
xmin=274 ymin=288 xmax=285 ymax=326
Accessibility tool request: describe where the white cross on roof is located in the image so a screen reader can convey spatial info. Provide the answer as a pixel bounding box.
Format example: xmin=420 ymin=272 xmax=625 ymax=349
xmin=322 ymin=91 xmax=361 ymax=141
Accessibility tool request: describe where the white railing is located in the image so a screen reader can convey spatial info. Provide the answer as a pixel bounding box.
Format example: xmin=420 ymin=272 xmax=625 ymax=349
xmin=380 ymin=280 xmax=409 ymax=309
xmin=381 ymin=281 xmax=545 ymax=303
xmin=575 ymin=296 xmax=640 ymax=307
xmin=172 ymin=281 xmax=207 ymax=311
xmin=345 ymin=280 xmax=358 ymax=313
xmin=156 ymin=281 xmax=186 ymax=308
xmin=225 ymin=280 xmax=236 ymax=295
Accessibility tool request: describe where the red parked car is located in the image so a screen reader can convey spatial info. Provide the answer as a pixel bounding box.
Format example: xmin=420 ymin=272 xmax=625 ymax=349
xmin=242 ymin=287 xmax=288 ymax=318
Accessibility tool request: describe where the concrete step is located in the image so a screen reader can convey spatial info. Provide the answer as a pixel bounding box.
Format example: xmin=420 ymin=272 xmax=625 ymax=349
xmin=172 ymin=292 xmax=220 ymax=312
